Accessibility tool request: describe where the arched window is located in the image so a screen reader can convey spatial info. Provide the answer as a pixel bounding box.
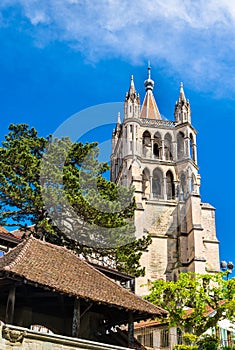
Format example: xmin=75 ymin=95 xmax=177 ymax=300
xmin=177 ymin=132 xmax=185 ymax=160
xmin=153 ymin=132 xmax=161 ymax=158
xmin=142 ymin=168 xmax=150 ymax=198
xmin=189 ymin=134 xmax=196 ymax=162
xmin=152 ymin=168 xmax=163 ymax=199
xmin=164 ymin=133 xmax=173 ymax=160
xmin=142 ymin=131 xmax=151 ymax=157
xmin=180 ymin=173 xmax=187 ymax=199
xmin=190 ymin=174 xmax=196 ymax=193
xmin=153 ymin=143 xmax=160 ymax=158
xmin=166 ymin=170 xmax=175 ymax=200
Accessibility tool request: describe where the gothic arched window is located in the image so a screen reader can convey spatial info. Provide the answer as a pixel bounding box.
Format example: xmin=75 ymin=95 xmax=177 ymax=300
xmin=153 ymin=143 xmax=160 ymax=158
xmin=189 ymin=134 xmax=196 ymax=162
xmin=153 ymin=132 xmax=161 ymax=158
xmin=142 ymin=168 xmax=150 ymax=198
xmin=152 ymin=168 xmax=163 ymax=199
xmin=164 ymin=133 xmax=173 ymax=160
xmin=166 ymin=170 xmax=175 ymax=200
xmin=177 ymin=132 xmax=185 ymax=160
xmin=180 ymin=173 xmax=187 ymax=199
xmin=142 ymin=131 xmax=151 ymax=157
xmin=190 ymin=174 xmax=196 ymax=193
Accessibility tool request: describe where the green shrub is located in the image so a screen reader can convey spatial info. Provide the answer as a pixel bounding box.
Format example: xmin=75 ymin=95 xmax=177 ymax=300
xmin=183 ymin=334 xmax=198 ymax=345
xmin=196 ymin=334 xmax=219 ymax=350
xmin=174 ymin=345 xmax=198 ymax=350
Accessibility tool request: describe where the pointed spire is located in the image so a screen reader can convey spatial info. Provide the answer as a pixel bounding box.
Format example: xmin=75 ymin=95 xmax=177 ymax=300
xmin=117 ymin=112 xmax=121 ymax=125
xmin=129 ymin=75 xmax=135 ymax=93
xmin=113 ymin=112 xmax=122 ymax=137
xmin=144 ymin=63 xmax=154 ymax=92
xmin=174 ymin=82 xmax=191 ymax=124
xmin=140 ymin=65 xmax=161 ymax=120
xmin=125 ymin=75 xmax=140 ymax=105
xmin=179 ymin=82 xmax=186 ymax=102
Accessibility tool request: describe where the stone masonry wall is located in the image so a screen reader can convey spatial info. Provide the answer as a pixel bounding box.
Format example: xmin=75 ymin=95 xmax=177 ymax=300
xmin=0 ymin=324 xmax=129 ymax=350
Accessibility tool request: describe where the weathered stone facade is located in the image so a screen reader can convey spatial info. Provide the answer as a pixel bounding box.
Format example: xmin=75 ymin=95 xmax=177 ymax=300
xmin=111 ymin=69 xmax=220 ymax=295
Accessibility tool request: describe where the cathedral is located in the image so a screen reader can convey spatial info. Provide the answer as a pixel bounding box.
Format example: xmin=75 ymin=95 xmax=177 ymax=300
xmin=111 ymin=67 xmax=220 ymax=295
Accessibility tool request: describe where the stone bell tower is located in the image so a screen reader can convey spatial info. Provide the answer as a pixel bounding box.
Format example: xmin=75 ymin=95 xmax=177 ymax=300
xmin=111 ymin=67 xmax=220 ymax=295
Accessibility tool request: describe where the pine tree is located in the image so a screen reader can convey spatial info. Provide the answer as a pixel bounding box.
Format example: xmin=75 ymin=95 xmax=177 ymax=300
xmin=0 ymin=123 xmax=151 ymax=277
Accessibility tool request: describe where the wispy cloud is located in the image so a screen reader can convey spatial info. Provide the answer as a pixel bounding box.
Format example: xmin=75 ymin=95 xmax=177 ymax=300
xmin=1 ymin=0 xmax=235 ymax=97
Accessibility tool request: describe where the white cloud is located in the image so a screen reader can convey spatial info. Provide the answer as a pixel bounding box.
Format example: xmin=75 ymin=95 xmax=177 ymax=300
xmin=1 ymin=0 xmax=235 ymax=97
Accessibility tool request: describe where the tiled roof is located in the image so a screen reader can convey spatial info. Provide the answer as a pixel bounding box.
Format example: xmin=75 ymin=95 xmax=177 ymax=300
xmin=140 ymin=90 xmax=161 ymax=120
xmin=134 ymin=319 xmax=162 ymax=329
xmin=0 ymin=237 xmax=167 ymax=318
xmin=0 ymin=226 xmax=10 ymax=234
xmin=135 ymin=302 xmax=227 ymax=329
xmin=0 ymin=226 xmax=22 ymax=243
xmin=10 ymin=225 xmax=34 ymax=239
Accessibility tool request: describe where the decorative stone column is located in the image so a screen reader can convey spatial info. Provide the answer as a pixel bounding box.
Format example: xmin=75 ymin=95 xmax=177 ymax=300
xmin=161 ymin=139 xmax=165 ymax=160
xmin=163 ymin=176 xmax=167 ymax=200
xmin=172 ymin=140 xmax=177 ymax=161
xmin=150 ymin=175 xmax=153 ymax=199
xmin=151 ymin=138 xmax=154 ymax=159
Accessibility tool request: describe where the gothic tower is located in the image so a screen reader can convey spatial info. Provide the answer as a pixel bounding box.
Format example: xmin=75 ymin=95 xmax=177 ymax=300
xmin=111 ymin=68 xmax=220 ymax=295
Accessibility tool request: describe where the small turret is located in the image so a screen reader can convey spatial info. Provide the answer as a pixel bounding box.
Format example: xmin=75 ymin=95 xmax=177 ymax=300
xmin=174 ymin=82 xmax=191 ymax=124
xmin=124 ymin=75 xmax=140 ymax=119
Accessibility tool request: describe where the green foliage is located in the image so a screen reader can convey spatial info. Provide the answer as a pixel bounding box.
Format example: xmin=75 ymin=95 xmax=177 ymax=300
xmin=0 ymin=123 xmax=151 ymax=276
xmin=146 ymin=272 xmax=235 ymax=336
xmin=196 ymin=334 xmax=219 ymax=350
xmin=183 ymin=333 xmax=198 ymax=345
xmin=174 ymin=345 xmax=198 ymax=350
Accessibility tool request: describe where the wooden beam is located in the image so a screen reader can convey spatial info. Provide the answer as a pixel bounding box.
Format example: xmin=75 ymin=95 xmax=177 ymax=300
xmin=128 ymin=312 xmax=134 ymax=347
xmin=5 ymin=285 xmax=16 ymax=324
xmin=72 ymin=298 xmax=80 ymax=338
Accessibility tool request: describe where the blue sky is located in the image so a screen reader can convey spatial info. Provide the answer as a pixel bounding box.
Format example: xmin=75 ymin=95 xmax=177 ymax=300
xmin=0 ymin=1 xmax=235 ymax=272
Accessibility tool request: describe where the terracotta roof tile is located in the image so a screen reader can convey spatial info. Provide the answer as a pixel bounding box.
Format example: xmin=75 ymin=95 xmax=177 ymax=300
xmin=0 ymin=226 xmax=22 ymax=243
xmin=0 ymin=237 xmax=167 ymax=318
xmin=140 ymin=91 xmax=161 ymax=120
xmin=0 ymin=226 xmax=10 ymax=234
xmin=10 ymin=225 xmax=34 ymax=239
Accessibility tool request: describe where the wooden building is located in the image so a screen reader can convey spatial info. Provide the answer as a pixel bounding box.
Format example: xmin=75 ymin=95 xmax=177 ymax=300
xmin=0 ymin=237 xmax=166 ymax=348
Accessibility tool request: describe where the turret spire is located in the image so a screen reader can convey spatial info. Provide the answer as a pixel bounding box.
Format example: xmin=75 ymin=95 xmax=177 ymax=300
xmin=144 ymin=63 xmax=154 ymax=92
xmin=179 ymin=82 xmax=186 ymax=102
xmin=125 ymin=75 xmax=139 ymax=102
xmin=174 ymin=82 xmax=191 ymax=124
xmin=124 ymin=75 xmax=140 ymax=119
xmin=141 ymin=65 xmax=161 ymax=120
xmin=117 ymin=112 xmax=121 ymax=125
